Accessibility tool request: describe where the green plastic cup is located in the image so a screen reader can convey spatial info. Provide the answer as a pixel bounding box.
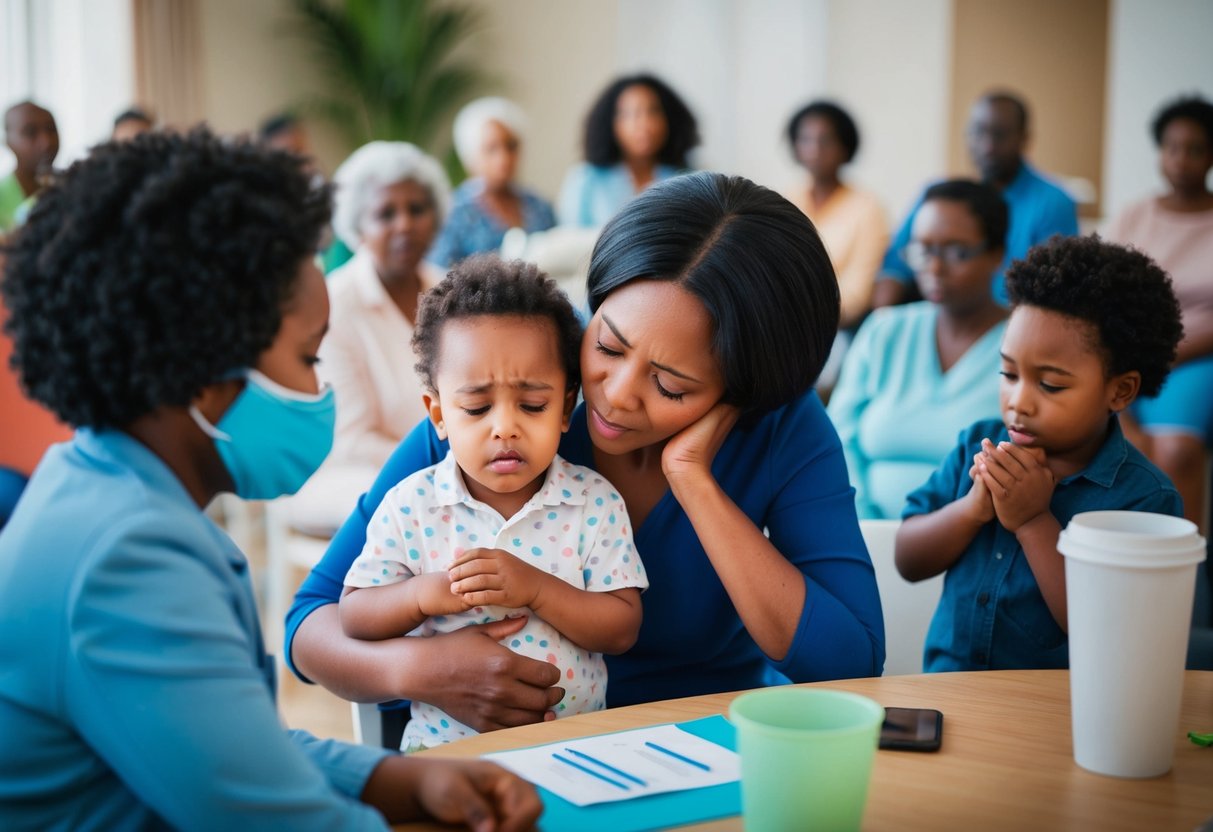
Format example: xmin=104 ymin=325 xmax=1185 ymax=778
xmin=729 ymin=688 xmax=884 ymax=832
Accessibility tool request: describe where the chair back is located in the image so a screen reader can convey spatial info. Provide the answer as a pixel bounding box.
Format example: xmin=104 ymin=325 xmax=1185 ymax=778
xmin=860 ymin=518 xmax=944 ymax=675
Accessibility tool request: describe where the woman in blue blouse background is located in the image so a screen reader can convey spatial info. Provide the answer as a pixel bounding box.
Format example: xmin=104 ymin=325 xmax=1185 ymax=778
xmin=557 ymin=74 xmax=699 ymax=228
xmin=288 ymin=172 xmax=885 ymax=744
xmin=0 ymin=130 xmax=539 ymax=831
xmin=427 ymin=97 xmax=556 ymax=270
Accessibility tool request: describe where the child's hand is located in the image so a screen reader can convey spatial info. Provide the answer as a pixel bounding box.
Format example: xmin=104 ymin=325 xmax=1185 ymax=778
xmin=977 ymin=439 xmax=1056 ymax=532
xmin=415 ymin=572 xmax=471 ymax=617
xmin=965 ymin=451 xmax=996 ymax=524
xmin=449 ymin=548 xmax=544 ymax=610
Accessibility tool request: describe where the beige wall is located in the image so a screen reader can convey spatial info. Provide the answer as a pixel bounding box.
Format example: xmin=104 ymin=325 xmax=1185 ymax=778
xmin=186 ymin=0 xmax=1209 ymax=224
xmin=947 ymin=0 xmax=1109 ymax=214
xmin=195 ymin=0 xmax=354 ymax=175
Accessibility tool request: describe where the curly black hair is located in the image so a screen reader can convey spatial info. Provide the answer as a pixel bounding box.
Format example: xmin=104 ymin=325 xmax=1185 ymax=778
xmin=1 ymin=127 xmax=331 ymax=428
xmin=1004 ymin=235 xmax=1183 ymax=397
xmin=413 ymin=254 xmax=584 ymax=394
xmin=1151 ymin=94 xmax=1213 ymax=147
xmin=582 ymin=74 xmax=700 ymax=168
xmin=786 ymin=100 xmax=860 ymax=163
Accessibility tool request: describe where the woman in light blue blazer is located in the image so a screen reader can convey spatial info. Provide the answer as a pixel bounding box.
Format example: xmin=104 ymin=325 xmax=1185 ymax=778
xmin=0 ymin=129 xmax=540 ymax=832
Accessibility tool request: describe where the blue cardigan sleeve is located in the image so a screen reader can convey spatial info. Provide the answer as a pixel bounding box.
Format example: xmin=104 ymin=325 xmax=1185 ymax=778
xmin=285 ymin=421 xmax=448 ymax=680
xmin=69 ymin=513 xmax=391 ymax=830
xmin=762 ymin=396 xmax=886 ymax=680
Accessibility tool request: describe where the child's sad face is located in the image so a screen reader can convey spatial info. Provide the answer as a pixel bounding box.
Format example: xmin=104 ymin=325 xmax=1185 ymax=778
xmin=999 ymin=305 xmax=1139 ymax=477
xmin=425 ymin=315 xmax=576 ymax=518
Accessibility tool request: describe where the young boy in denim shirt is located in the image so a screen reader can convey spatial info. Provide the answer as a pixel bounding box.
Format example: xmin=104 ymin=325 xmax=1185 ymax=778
xmin=895 ymin=235 xmax=1185 ymax=671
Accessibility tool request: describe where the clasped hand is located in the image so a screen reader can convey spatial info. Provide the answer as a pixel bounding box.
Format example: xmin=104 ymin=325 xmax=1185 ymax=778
xmin=444 ymin=547 xmax=544 ymax=610
xmin=969 ymin=438 xmax=1056 ymax=532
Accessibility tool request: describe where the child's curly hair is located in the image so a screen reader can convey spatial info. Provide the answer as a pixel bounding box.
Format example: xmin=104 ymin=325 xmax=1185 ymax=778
xmin=412 ymin=255 xmax=583 ymax=393
xmin=1004 ymin=235 xmax=1183 ymax=397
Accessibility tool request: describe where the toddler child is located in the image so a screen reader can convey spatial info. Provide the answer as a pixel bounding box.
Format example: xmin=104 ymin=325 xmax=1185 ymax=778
xmin=894 ymin=235 xmax=1184 ymax=671
xmin=340 ymin=255 xmax=647 ymax=749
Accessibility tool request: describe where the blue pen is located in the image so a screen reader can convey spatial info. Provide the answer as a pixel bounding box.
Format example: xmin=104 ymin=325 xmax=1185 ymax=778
xmin=551 ymin=753 xmax=630 ymax=790
xmin=563 ymin=747 xmax=648 ymax=787
xmin=644 ymin=741 xmax=712 ymax=771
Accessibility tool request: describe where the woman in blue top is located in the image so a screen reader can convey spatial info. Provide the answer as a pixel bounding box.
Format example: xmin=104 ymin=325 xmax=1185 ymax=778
xmin=557 ymin=74 xmax=699 ymax=228
xmin=828 ymin=180 xmax=1010 ymax=519
xmin=0 ymin=130 xmax=539 ymax=831
xmin=427 ymin=97 xmax=557 ymax=269
xmin=288 ymin=172 xmax=886 ymax=738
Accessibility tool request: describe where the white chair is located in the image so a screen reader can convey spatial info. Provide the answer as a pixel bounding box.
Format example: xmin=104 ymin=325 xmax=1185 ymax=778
xmin=263 ymin=497 xmax=332 ymax=662
xmin=352 ymin=701 xmax=385 ymax=746
xmin=859 ymin=518 xmax=944 ymax=675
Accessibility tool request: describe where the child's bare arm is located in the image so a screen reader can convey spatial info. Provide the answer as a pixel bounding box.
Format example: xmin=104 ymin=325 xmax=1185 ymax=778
xmin=448 ymin=548 xmax=643 ymax=654
xmin=977 ymin=441 xmax=1067 ymax=629
xmin=340 ymin=574 xmax=468 ymax=641
xmin=895 ymin=454 xmax=994 ymax=582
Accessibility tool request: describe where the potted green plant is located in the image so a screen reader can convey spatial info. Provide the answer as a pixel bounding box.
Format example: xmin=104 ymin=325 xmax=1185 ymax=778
xmin=288 ymin=0 xmax=485 ymax=169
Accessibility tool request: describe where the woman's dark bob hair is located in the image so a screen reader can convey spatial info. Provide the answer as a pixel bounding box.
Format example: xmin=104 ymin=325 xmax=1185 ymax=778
xmin=587 ymin=172 xmax=839 ymax=418
xmin=582 ymin=74 xmax=700 ymax=169
xmin=2 ymin=127 xmax=331 ymax=429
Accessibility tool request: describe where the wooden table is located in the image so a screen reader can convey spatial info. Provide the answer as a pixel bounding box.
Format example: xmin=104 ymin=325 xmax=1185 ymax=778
xmin=400 ymin=671 xmax=1213 ymax=831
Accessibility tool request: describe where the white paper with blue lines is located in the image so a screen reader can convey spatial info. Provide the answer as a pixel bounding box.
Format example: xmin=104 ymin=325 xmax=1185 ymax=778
xmin=484 ymin=723 xmax=740 ymax=806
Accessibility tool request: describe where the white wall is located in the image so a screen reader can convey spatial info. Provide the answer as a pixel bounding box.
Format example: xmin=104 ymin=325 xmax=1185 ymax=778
xmin=0 ymin=0 xmax=133 ymax=172
xmin=1103 ymin=0 xmax=1213 ymax=216
xmin=826 ymin=0 xmax=953 ymax=223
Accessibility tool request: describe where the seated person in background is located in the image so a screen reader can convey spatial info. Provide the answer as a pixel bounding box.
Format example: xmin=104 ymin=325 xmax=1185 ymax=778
xmin=110 ymin=107 xmax=154 ymax=142
xmin=1 ymin=100 xmax=58 ymax=233
xmin=340 ymin=256 xmax=646 ymax=750
xmin=895 ymin=236 xmax=1184 ymax=672
xmin=828 ymin=180 xmax=1008 ymax=519
xmin=0 ymin=128 xmax=541 ymax=831
xmin=427 ymin=98 xmax=556 ymax=270
xmin=784 ymin=100 xmax=888 ymax=340
xmin=289 ymin=142 xmax=450 ymax=534
xmin=558 ymin=74 xmax=698 ymax=228
xmin=872 ymin=91 xmax=1077 ymax=308
xmin=260 ymin=111 xmax=312 ymax=158
xmin=1104 ymin=94 xmax=1213 ymax=532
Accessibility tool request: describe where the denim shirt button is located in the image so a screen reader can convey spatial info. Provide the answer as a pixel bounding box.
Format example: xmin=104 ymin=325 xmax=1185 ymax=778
xmin=977 ymin=592 xmax=990 ymax=606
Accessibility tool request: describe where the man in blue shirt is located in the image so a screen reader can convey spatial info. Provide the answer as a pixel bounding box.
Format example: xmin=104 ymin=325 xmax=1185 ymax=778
xmin=873 ymin=92 xmax=1078 ymax=307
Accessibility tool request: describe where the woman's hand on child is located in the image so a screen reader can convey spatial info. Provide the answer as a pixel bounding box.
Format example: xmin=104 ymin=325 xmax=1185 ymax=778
xmin=449 ymin=548 xmax=544 ymax=609
xmin=976 ymin=440 xmax=1056 ymax=532
xmin=423 ymin=618 xmax=565 ymax=731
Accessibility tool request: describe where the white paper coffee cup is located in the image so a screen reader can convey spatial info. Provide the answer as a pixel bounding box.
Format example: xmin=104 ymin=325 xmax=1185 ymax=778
xmin=1058 ymin=510 xmax=1206 ymax=778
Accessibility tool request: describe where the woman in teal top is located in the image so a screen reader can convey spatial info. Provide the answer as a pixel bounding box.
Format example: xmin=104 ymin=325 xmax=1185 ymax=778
xmin=828 ymin=180 xmax=1009 ymax=519
xmin=0 ymin=130 xmax=539 ymax=831
xmin=558 ymin=74 xmax=698 ymax=228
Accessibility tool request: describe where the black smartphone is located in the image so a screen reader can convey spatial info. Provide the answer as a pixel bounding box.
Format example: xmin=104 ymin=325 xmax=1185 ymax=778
xmin=879 ymin=707 xmax=943 ymax=751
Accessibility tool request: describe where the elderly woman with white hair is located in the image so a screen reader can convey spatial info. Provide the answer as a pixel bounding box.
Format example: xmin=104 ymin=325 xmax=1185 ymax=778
xmin=290 ymin=141 xmax=450 ymax=533
xmin=426 ymin=97 xmax=555 ymax=269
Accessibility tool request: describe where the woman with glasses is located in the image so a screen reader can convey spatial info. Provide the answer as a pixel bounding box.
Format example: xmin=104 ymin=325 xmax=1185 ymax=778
xmin=828 ymin=180 xmax=1009 ymax=519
